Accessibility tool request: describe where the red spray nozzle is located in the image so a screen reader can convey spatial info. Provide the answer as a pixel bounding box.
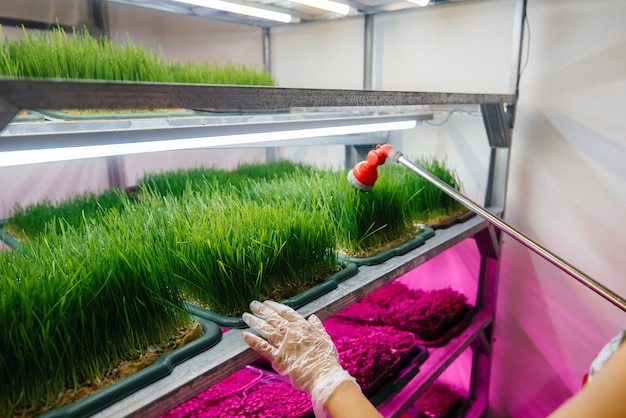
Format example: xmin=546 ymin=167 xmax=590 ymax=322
xmin=348 ymin=144 xmax=395 ymax=192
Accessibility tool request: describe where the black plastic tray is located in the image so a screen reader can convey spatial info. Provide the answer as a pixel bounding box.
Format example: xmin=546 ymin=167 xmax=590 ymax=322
xmin=0 ymin=218 xmax=21 ymax=251
xmin=367 ymin=342 xmax=429 ymax=403
xmin=36 ymin=108 xmax=210 ymax=120
xmin=415 ymin=305 xmax=475 ymax=347
xmin=340 ymin=226 xmax=435 ymax=266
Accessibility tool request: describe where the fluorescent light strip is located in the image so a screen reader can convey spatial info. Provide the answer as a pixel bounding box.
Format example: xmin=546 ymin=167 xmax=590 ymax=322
xmin=0 ymin=120 xmax=417 ymax=167
xmin=290 ymin=0 xmax=350 ymax=15
xmin=172 ymin=0 xmax=293 ymax=23
xmin=406 ymin=0 xmax=430 ymax=6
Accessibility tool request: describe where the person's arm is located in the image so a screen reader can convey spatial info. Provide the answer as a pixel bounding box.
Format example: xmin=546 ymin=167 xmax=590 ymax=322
xmin=242 ymin=300 xmax=382 ymax=418
xmin=548 ymin=340 xmax=626 ymax=418
xmin=325 ymin=380 xmax=383 ymax=418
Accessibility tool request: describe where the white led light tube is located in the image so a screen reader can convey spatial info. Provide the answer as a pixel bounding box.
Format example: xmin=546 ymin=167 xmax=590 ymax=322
xmin=406 ymin=0 xmax=430 ymax=6
xmin=0 ymin=120 xmax=417 ymax=167
xmin=290 ymin=0 xmax=350 ymax=15
xmin=172 ymin=0 xmax=294 ymax=23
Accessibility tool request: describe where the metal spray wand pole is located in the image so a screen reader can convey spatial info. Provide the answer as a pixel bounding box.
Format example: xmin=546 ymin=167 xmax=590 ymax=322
xmin=390 ymin=151 xmax=626 ymax=312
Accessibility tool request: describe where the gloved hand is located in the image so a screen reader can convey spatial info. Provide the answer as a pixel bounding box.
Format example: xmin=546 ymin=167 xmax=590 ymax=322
xmin=242 ymin=300 xmax=359 ymax=417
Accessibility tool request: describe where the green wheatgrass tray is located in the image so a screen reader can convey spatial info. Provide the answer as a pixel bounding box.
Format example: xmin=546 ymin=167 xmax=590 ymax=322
xmin=340 ymin=225 xmax=436 ymax=267
xmin=36 ymin=108 xmax=212 ymax=121
xmin=37 ymin=316 xmax=222 ymax=418
xmin=186 ymin=261 xmax=359 ymax=329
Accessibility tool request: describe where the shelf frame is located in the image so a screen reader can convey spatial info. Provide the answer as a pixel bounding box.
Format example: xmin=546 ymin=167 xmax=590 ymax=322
xmin=0 ymin=79 xmax=515 ymax=133
xmin=0 ymin=78 xmax=516 ymax=418
xmin=90 ymin=210 xmax=501 ymax=418
xmin=0 ymin=1 xmax=529 ymax=416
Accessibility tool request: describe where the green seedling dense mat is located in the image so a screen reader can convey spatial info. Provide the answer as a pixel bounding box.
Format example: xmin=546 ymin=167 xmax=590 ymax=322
xmin=187 ymin=262 xmax=359 ymax=328
xmin=37 ymin=316 xmax=221 ymax=418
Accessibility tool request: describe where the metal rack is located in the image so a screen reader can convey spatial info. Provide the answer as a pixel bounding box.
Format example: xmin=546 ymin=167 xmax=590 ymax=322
xmin=0 ymin=79 xmax=514 ymax=417
xmin=87 ymin=210 xmax=501 ymax=417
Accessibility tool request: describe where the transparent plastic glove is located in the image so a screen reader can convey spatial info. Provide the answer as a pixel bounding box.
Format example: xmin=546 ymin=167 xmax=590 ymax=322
xmin=242 ymin=300 xmax=359 ymax=418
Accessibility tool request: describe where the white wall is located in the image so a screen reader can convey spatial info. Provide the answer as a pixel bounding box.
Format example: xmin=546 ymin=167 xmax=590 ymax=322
xmin=491 ymin=1 xmax=626 ymax=416
xmin=270 ymin=16 xmax=366 ymax=168
xmin=271 ymin=1 xmax=626 ymax=417
xmin=374 ymin=0 xmax=515 ymax=93
xmin=106 ymin=2 xmax=265 ymax=66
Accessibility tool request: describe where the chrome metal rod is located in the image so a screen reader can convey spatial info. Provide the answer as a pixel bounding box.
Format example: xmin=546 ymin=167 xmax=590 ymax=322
xmin=395 ymin=154 xmax=626 ymax=312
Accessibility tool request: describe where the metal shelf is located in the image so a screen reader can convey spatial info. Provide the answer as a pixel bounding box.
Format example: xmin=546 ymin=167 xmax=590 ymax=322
xmin=91 ymin=210 xmax=500 ymax=418
xmin=0 ymin=79 xmax=515 ymax=133
xmin=0 ymin=77 xmax=511 ymax=418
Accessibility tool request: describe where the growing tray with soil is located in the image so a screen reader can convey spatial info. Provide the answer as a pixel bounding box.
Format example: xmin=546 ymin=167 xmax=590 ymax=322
xmin=414 ymin=381 xmax=464 ymax=418
xmin=0 ymin=211 xmax=221 ymax=418
xmin=161 ymin=365 xmax=313 ymax=418
xmin=335 ymin=281 xmax=474 ymax=346
xmin=322 ymin=317 xmax=429 ymax=398
xmin=36 ymin=108 xmax=211 ymax=121
xmin=136 ymin=184 xmax=347 ymax=321
xmin=252 ymin=315 xmax=428 ymax=401
xmin=38 ymin=317 xmax=221 ymax=418
xmin=11 ymin=109 xmax=45 ymax=122
xmin=187 ymin=261 xmax=358 ymax=329
xmin=2 ymin=187 xmax=132 ymax=245
xmin=237 ymin=164 xmax=449 ymax=263
xmin=0 ymin=25 xmax=274 ymax=86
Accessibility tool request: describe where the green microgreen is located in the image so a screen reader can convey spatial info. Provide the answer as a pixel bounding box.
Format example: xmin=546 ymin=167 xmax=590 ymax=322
xmin=0 ymin=155 xmax=464 ymax=414
xmin=0 ymin=203 xmax=190 ymax=416
xmin=138 ymin=186 xmax=338 ymax=316
xmin=137 ymin=160 xmax=314 ymax=199
xmin=0 ymin=25 xmax=274 ymax=85
xmin=137 ymin=166 xmax=235 ymax=198
xmin=5 ymin=188 xmax=131 ymax=242
xmin=236 ymin=168 xmax=413 ymax=256
xmin=380 ymin=157 xmax=467 ymax=225
xmin=235 ymin=157 xmax=464 ymax=256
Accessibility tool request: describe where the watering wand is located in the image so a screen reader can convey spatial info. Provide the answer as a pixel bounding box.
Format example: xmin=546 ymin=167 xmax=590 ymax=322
xmin=347 ymin=144 xmax=626 ymax=312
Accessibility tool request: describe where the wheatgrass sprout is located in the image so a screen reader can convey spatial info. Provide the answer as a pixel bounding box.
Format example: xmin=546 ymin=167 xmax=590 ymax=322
xmin=141 ymin=185 xmax=338 ymax=316
xmin=5 ymin=187 xmax=131 ymax=242
xmin=0 ymin=204 xmax=190 ymax=416
xmin=138 ymin=160 xmax=315 ymax=199
xmin=238 ymin=157 xmax=463 ymax=256
xmin=379 ymin=158 xmax=466 ymax=224
xmin=0 ymin=25 xmax=274 ymax=85
xmin=298 ymin=170 xmax=414 ymax=256
xmin=138 ymin=166 xmax=235 ymax=198
xmin=233 ymin=160 xmax=315 ymax=182
xmin=237 ymin=168 xmax=414 ymax=256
